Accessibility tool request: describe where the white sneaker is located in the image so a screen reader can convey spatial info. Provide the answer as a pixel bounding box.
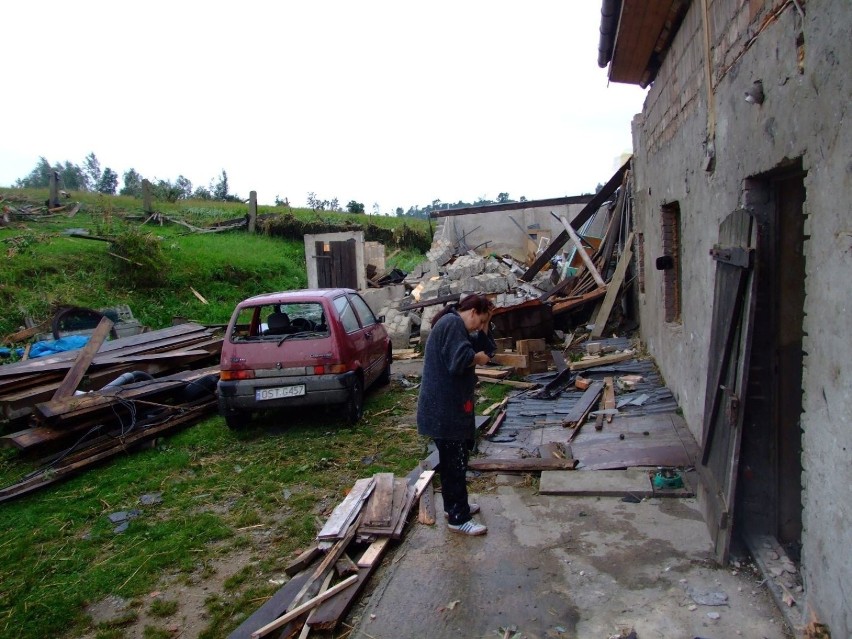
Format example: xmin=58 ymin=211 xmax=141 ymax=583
xmin=444 ymin=503 xmax=480 ymax=518
xmin=448 ymin=520 xmax=487 ymax=536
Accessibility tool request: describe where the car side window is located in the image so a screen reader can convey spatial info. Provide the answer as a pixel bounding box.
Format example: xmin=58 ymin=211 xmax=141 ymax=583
xmin=333 ymin=296 xmax=361 ymax=333
xmin=348 ymin=294 xmax=377 ymax=328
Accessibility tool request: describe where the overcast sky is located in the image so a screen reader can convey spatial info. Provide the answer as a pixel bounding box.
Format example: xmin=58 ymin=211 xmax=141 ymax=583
xmin=1 ymin=1 xmax=646 ymax=212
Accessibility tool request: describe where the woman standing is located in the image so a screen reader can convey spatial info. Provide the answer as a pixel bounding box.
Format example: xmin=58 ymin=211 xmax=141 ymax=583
xmin=417 ymin=293 xmax=495 ymax=536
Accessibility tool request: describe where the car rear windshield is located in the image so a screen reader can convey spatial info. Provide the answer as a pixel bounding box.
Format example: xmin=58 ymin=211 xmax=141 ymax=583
xmin=229 ymin=302 xmax=330 ymax=342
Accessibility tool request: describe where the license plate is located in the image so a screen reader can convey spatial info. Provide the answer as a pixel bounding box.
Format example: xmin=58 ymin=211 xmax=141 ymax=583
xmin=255 ymin=385 xmax=305 ymax=401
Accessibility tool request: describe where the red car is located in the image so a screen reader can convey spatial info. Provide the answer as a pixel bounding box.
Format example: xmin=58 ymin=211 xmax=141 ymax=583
xmin=217 ymin=288 xmax=391 ymax=427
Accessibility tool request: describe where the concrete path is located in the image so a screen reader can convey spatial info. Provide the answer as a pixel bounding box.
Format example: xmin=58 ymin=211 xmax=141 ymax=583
xmin=348 ymin=476 xmax=789 ymax=639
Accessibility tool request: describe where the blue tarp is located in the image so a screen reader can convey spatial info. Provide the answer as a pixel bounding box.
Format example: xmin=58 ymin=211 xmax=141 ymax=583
xmin=0 ymin=335 xmax=91 ymax=359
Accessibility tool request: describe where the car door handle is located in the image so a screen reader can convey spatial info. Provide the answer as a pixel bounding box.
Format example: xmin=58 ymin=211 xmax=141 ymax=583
xmin=364 ymin=331 xmax=373 ymax=339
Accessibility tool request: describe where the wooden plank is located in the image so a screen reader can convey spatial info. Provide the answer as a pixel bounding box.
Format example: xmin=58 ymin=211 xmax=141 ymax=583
xmin=284 ymin=545 xmax=323 ymax=577
xmin=33 ymin=366 xmax=220 ymax=423
xmin=562 ymin=381 xmax=604 ymax=428
xmin=227 ymin=572 xmax=311 ymax=639
xmin=590 ymin=233 xmax=635 ymax=339
xmin=306 ymin=566 xmax=371 ymax=631
xmin=250 ymin=575 xmax=358 ymax=637
xmin=484 ymin=410 xmax=506 ymax=438
xmin=568 ymin=350 xmax=635 ymax=372
xmin=418 ymin=480 xmax=436 ymax=525
xmin=317 ymin=478 xmax=374 ymax=540
xmin=291 ymin=516 xmax=361 ymax=612
xmin=559 ymin=215 xmax=606 ymax=287
xmin=0 ymin=322 xmax=210 ymax=378
xmin=491 ymin=353 xmax=528 ymax=368
xmin=603 ymin=376 xmax=616 ymax=423
xmin=516 ymin=339 xmax=546 ymax=355
xmin=477 ymin=377 xmax=538 ymax=390
xmin=550 ymin=286 xmax=608 ymax=314
xmin=334 ymin=553 xmax=358 ymax=577
xmin=361 ymin=473 xmax=394 ymax=527
xmin=50 ymin=317 xmax=114 ymax=401
xmin=358 ymin=478 xmax=407 ymax=537
xmin=474 ymin=367 xmax=511 ymax=379
xmin=467 ymin=457 xmax=577 ymax=472
xmin=410 ymin=469 xmax=436 ymax=500
xmin=356 ymin=537 xmax=390 ymax=568
xmin=390 ymin=483 xmax=417 ymax=538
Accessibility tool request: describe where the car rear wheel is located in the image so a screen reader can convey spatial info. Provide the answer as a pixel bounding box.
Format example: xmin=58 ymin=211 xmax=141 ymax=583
xmin=223 ymin=409 xmax=250 ymax=429
xmin=345 ymin=375 xmax=364 ymax=425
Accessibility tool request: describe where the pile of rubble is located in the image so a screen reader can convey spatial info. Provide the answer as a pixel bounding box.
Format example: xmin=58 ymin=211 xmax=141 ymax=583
xmin=365 ymin=162 xmax=636 ymax=350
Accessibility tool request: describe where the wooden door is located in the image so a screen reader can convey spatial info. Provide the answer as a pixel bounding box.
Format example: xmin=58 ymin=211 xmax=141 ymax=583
xmin=315 ymin=239 xmax=358 ymax=289
xmin=697 ymin=209 xmax=759 ymax=564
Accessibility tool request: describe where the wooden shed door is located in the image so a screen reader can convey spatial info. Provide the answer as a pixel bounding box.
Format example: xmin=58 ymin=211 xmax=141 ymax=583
xmin=315 ymin=239 xmax=358 ymax=289
xmin=698 ymin=209 xmax=758 ymax=564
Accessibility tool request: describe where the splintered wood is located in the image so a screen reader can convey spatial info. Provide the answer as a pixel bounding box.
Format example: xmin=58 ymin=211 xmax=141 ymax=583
xmin=235 ymin=469 xmax=436 ymax=638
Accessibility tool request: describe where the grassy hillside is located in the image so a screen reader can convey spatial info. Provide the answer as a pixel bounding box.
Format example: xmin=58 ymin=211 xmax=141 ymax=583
xmin=0 ymin=188 xmax=429 ymax=335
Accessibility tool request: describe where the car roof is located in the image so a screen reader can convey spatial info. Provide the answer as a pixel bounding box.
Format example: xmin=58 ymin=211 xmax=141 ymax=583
xmin=238 ymin=288 xmax=356 ymax=307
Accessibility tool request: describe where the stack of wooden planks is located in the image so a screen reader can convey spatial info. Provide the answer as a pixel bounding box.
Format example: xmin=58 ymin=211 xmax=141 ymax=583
xmin=231 ymin=468 xmax=435 ymax=638
xmin=0 ymin=322 xmax=223 ymax=501
xmin=0 ymin=322 xmax=221 ymax=428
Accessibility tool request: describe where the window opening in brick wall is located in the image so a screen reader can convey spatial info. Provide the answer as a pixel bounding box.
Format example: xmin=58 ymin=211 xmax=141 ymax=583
xmin=661 ymin=202 xmax=682 ymax=323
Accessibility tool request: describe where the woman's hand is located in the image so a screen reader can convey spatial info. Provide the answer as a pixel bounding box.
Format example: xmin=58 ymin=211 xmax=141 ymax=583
xmin=473 ymin=351 xmax=490 ymax=366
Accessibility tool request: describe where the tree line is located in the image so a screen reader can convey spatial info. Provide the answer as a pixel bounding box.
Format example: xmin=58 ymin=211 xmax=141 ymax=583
xmin=14 ymin=153 xmax=241 ymax=203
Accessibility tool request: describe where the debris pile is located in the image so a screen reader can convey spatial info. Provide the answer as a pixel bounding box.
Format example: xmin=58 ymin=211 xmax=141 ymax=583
xmin=0 ymin=320 xmax=222 ymax=502
xmin=230 ymin=465 xmax=436 ymax=638
xmin=372 ymin=160 xmax=637 ymax=350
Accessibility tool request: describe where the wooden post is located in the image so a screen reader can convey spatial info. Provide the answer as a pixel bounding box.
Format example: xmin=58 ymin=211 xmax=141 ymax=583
xmin=142 ymin=179 xmax=153 ymax=214
xmin=49 ymin=171 xmax=61 ymax=208
xmin=248 ymin=191 xmax=257 ymax=233
xmin=559 ymin=216 xmax=606 ymax=287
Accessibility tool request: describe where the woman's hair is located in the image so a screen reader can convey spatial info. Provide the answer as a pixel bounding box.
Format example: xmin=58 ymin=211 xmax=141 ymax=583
xmin=431 ymin=293 xmax=494 ymax=327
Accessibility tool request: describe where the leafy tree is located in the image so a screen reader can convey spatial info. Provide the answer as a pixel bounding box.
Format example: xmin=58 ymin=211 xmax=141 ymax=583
xmin=15 ymin=157 xmax=53 ymax=188
xmin=395 ymin=207 xmax=404 ymax=217
xmin=497 ymin=192 xmax=510 ymax=204
xmin=192 ymin=186 xmax=212 ymax=200
xmin=120 ymin=168 xmax=143 ymax=197
xmin=275 ymin=195 xmax=290 ymax=207
xmin=213 ymin=170 xmax=229 ymax=201
xmin=346 ymin=200 xmax=365 ymax=214
xmin=307 ymin=192 xmax=323 ymax=210
xmin=58 ymin=161 xmax=85 ymax=191
xmin=519 ymin=196 xmax=528 ymax=202
xmin=594 ymin=183 xmax=604 ymax=194
xmin=372 ymin=203 xmax=381 ymax=216
xmin=83 ymin=152 xmax=101 ymax=191
xmin=153 ymin=179 xmax=182 ymax=202
xmin=96 ymin=168 xmax=119 ymax=195
xmin=175 ymin=175 xmax=193 ymax=200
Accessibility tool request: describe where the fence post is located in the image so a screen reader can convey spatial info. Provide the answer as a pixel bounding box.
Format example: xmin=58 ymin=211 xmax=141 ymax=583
xmin=49 ymin=171 xmax=61 ymax=208
xmin=248 ymin=191 xmax=257 ymax=233
xmin=142 ymin=179 xmax=153 ymax=214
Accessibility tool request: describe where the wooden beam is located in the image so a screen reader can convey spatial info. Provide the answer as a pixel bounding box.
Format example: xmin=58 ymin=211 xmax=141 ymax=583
xmin=562 ymin=381 xmax=605 ymax=428
xmin=250 ymin=575 xmax=358 ymax=637
xmin=51 ymin=317 xmax=114 ymax=401
xmin=590 ymin=232 xmax=635 ymax=339
xmin=467 ymin=457 xmax=578 ymax=472
xmin=569 ymin=350 xmax=635 ymax=371
xmin=559 ymin=215 xmax=606 ymax=287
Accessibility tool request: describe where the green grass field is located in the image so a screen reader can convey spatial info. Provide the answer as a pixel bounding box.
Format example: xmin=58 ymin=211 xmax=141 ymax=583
xmin=0 ymin=187 xmax=506 ymax=638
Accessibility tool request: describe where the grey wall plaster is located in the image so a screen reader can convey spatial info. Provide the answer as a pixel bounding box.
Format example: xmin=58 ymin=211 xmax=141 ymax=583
xmin=629 ymin=0 xmax=851 ymax=633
